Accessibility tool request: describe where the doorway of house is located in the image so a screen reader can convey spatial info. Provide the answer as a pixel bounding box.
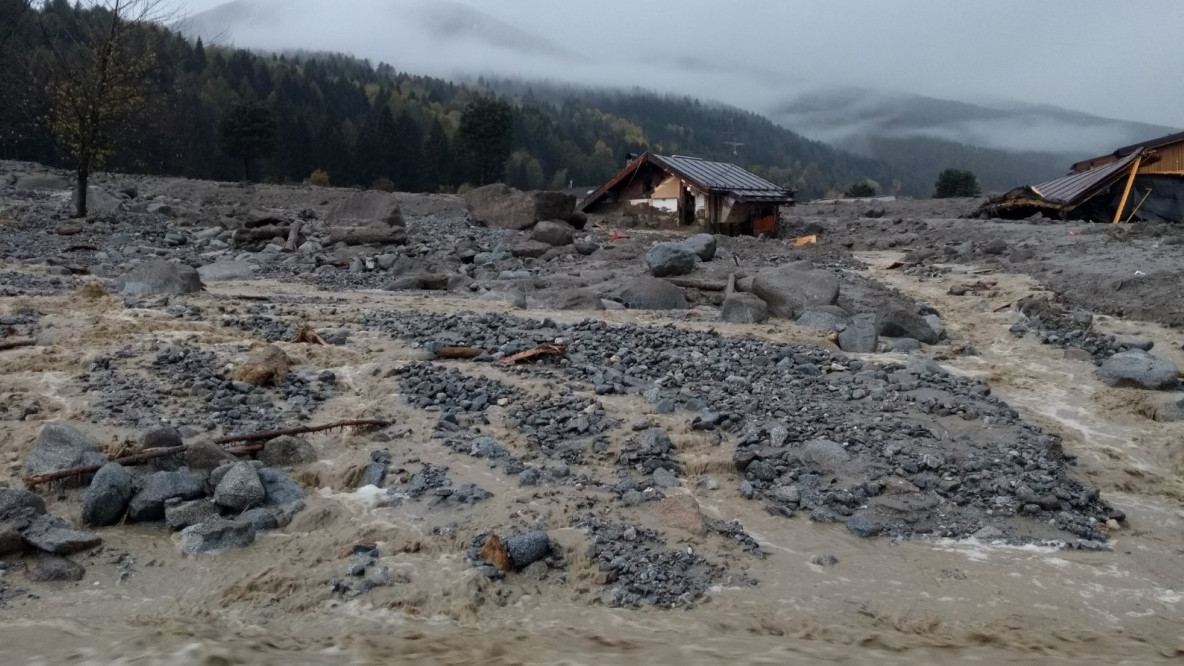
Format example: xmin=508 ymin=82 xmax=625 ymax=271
xmin=679 ymin=187 xmax=695 ymax=226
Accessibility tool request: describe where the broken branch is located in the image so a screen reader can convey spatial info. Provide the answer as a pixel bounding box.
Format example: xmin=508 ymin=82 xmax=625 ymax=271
xmin=0 ymin=338 xmax=35 ymax=351
xmin=291 ymin=324 xmax=329 ymax=346
xmin=434 ymin=346 xmax=483 ymax=359
xmin=23 ymin=419 xmax=391 ymax=487
xmin=499 ymin=343 xmax=565 ymax=365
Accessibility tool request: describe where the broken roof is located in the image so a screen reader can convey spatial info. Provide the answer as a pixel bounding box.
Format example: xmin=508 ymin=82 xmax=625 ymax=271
xmin=1015 ymin=149 xmax=1145 ymax=207
xmin=579 ymin=152 xmax=793 ymax=211
xmin=1072 ymin=129 xmax=1184 ymax=172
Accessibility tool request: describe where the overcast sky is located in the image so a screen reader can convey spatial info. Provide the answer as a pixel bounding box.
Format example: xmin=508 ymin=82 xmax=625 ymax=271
xmin=174 ymin=0 xmax=1184 ymax=128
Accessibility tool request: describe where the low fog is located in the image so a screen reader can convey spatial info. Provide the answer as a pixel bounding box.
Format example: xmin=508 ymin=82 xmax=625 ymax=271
xmin=179 ymin=0 xmax=1184 ymax=153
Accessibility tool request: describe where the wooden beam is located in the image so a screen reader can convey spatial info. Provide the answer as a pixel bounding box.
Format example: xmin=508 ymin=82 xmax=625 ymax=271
xmin=1113 ymin=153 xmax=1144 ymax=224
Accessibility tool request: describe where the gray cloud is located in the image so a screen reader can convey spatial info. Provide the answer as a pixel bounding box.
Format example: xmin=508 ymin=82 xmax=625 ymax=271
xmin=176 ymin=0 xmax=1184 ymax=148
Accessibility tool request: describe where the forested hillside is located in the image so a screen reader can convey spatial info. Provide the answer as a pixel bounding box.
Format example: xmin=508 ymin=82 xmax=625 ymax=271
xmin=0 ymin=0 xmax=912 ymax=198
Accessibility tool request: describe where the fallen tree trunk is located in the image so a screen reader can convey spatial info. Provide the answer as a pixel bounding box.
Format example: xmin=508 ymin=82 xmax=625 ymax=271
xmin=434 ymin=347 xmax=483 ymax=359
xmin=0 ymin=338 xmax=35 ymax=351
xmin=23 ymin=418 xmax=392 ymax=487
xmin=232 ymin=225 xmax=291 ymax=244
xmin=283 ymin=220 xmax=304 ymax=252
xmin=663 ymin=276 xmax=730 ymax=291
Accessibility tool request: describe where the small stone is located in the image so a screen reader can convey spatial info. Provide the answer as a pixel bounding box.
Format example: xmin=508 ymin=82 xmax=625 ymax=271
xmin=811 ymin=554 xmax=839 ymax=567
xmin=180 ymin=519 xmax=257 ymax=555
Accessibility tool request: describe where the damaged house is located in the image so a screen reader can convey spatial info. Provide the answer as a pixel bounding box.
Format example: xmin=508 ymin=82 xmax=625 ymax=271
xmin=578 ymin=152 xmax=794 ymax=236
xmin=982 ymin=130 xmax=1184 ymax=222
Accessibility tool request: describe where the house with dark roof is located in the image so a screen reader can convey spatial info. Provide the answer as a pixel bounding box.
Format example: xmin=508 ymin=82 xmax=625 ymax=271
xmin=578 ymin=153 xmax=794 ymax=236
xmin=982 ymin=130 xmax=1184 ymax=223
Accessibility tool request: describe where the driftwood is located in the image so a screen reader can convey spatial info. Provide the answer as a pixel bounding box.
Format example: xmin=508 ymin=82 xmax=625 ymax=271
xmin=23 ymin=419 xmax=392 ymax=488
xmin=434 ymin=346 xmax=483 ymax=359
xmin=283 ymin=220 xmax=304 ymax=252
xmin=724 ymin=273 xmax=737 ymax=297
xmin=232 ymin=225 xmax=291 ymax=244
xmin=291 ymin=324 xmax=329 ymax=345
xmin=0 ymin=338 xmax=35 ymax=351
xmin=499 ymin=343 xmax=564 ymax=364
xmin=663 ymin=276 xmax=730 ymax=291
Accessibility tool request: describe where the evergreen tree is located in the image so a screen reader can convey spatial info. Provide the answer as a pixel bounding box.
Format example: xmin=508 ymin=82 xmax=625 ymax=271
xmin=933 ymin=168 xmax=981 ymax=198
xmin=421 ymin=117 xmax=455 ymax=192
xmin=458 ymin=96 xmax=513 ymax=185
xmin=390 ymin=111 xmax=423 ymax=191
xmin=217 ymin=100 xmax=277 ymax=181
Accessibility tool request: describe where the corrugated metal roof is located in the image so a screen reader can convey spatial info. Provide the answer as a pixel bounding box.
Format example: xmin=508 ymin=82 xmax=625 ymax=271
xmin=578 ymin=152 xmax=793 ymax=211
xmin=1022 ymin=149 xmax=1143 ymax=206
xmin=650 ymin=154 xmax=789 ymax=200
xmin=1072 ymin=129 xmax=1184 ymax=172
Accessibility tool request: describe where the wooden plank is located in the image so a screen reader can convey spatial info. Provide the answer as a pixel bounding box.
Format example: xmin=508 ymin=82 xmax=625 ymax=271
xmin=1113 ymin=154 xmax=1143 ymax=224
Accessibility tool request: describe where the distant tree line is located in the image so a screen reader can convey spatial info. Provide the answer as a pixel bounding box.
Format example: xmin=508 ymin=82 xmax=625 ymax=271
xmin=0 ymin=0 xmax=940 ymax=207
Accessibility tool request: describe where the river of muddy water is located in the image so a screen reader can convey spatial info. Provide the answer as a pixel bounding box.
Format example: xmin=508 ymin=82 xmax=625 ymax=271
xmin=1 ymin=261 xmax=1182 ymax=665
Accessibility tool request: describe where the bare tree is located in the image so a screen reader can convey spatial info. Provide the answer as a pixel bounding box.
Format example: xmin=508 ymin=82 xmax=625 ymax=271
xmin=35 ymin=0 xmax=174 ymax=217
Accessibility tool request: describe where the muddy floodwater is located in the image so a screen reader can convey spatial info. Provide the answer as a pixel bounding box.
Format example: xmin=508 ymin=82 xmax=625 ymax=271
xmin=1 ymin=273 xmax=1181 ymax=665
xmin=1 ymin=173 xmax=1183 ymax=664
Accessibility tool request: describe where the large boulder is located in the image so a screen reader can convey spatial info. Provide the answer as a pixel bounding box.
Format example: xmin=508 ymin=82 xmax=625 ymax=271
xmin=127 ymin=469 xmax=206 ymax=522
xmin=550 ymin=290 xmax=606 ymax=311
xmin=230 ymin=343 xmax=291 ymax=387
xmin=876 ymin=305 xmax=940 ymax=344
xmin=213 ymin=462 xmax=267 ymax=512
xmin=325 ymin=191 xmax=407 ymax=246
xmin=720 ymin=293 xmax=769 ymax=324
xmin=796 ymin=306 xmax=852 ymax=332
xmin=29 ymin=555 xmax=86 ymax=582
xmin=645 ymin=242 xmax=698 ymax=277
xmin=25 ymin=422 xmax=107 ymax=477
xmin=620 ymin=278 xmax=688 ymax=310
xmin=502 ymin=531 xmax=551 ymax=569
xmin=258 ymin=436 xmax=317 ymax=467
xmin=197 ymin=261 xmax=257 ymax=282
xmin=258 ymin=467 xmax=306 ymax=506
xmin=21 ymin=514 xmax=102 ymax=554
xmin=80 ymin=463 xmax=133 ymax=527
xmin=1097 ymin=351 xmax=1180 ymax=390
xmin=0 ymin=487 xmax=46 ymax=522
xmin=837 ymin=319 xmax=879 ymax=353
xmin=73 ymin=185 xmax=123 ymax=214
xmin=682 ymin=234 xmax=717 ymax=262
xmin=180 ymin=519 xmax=256 ymax=556
xmin=751 ymin=262 xmax=840 ymax=319
xmin=116 ymin=260 xmax=204 ymax=298
xmin=464 ymin=184 xmax=576 ymax=231
xmin=531 ymin=220 xmax=575 ymax=246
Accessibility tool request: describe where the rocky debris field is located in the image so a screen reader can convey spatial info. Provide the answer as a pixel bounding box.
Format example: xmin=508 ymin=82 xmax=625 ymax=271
xmin=1 ymin=162 xmax=1183 ymax=662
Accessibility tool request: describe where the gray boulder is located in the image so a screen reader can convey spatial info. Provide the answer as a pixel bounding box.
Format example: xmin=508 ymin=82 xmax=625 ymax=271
xmin=837 ymin=319 xmax=879 ymax=353
xmin=197 ymin=261 xmax=257 ymax=282
xmin=73 ymin=185 xmax=123 ymax=214
xmin=510 ymin=240 xmax=551 ymax=258
xmin=645 ymin=242 xmax=697 ymax=277
xmin=258 ymin=467 xmax=306 ymax=505
xmin=0 ymin=487 xmax=47 ymax=522
xmin=503 ymin=531 xmax=551 ymax=569
xmin=796 ymin=306 xmax=852 ymax=332
xmin=184 ymin=440 xmax=237 ymax=471
xmin=21 ymin=514 xmax=101 ymax=554
xmin=532 ymin=220 xmax=575 ymax=246
xmin=682 ymin=233 xmax=717 ymax=261
xmin=1097 ymin=351 xmax=1180 ymax=390
xmin=141 ymin=426 xmax=183 ymax=450
xmin=164 ymin=498 xmax=219 ymax=530
xmin=80 ymin=463 xmax=133 ymax=527
xmin=751 ymin=263 xmax=840 ymax=319
xmin=29 ymin=555 xmax=86 ymax=582
xmin=720 ymin=293 xmax=769 ymax=324
xmin=127 ymin=469 xmax=206 ymax=522
xmin=551 ymin=290 xmax=605 ymax=311
xmin=620 ymin=278 xmax=688 ymax=310
xmin=213 ymin=462 xmax=266 ymax=512
xmin=891 ymin=338 xmax=922 ymax=353
xmin=180 ymin=519 xmax=256 ymax=555
xmin=0 ymin=522 xmax=22 ymax=556
xmin=876 ymin=305 xmax=940 ymax=344
xmin=25 ymin=422 xmax=107 ymax=477
xmin=464 ymin=184 xmax=575 ymax=231
xmin=239 ymin=507 xmax=280 ymax=532
xmin=116 ymin=260 xmax=204 ymax=298
xmin=325 ymin=191 xmax=407 ymax=246
xmin=258 ymin=436 xmax=317 ymax=467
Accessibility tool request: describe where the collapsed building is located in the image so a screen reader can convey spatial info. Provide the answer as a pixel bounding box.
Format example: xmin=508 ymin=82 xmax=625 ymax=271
xmin=578 ymin=152 xmax=794 ymax=236
xmin=981 ymin=130 xmax=1184 ymax=222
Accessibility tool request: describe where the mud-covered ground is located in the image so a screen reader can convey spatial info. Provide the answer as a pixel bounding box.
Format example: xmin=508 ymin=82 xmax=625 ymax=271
xmin=1 ymin=163 xmax=1183 ymax=665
